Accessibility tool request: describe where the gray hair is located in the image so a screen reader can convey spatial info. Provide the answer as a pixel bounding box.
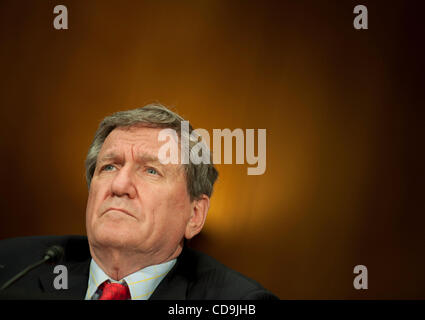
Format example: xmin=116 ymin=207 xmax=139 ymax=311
xmin=85 ymin=103 xmax=218 ymax=200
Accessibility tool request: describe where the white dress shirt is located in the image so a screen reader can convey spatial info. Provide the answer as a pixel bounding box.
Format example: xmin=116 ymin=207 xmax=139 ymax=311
xmin=85 ymin=258 xmax=176 ymax=300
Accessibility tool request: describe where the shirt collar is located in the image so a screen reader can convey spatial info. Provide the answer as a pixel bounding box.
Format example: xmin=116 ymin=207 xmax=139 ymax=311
xmin=85 ymin=258 xmax=176 ymax=300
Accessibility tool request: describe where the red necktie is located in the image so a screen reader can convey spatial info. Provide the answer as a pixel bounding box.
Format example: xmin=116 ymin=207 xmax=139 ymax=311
xmin=98 ymin=280 xmax=131 ymax=300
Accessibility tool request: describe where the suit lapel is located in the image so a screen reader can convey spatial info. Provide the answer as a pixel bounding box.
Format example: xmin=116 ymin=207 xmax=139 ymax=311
xmin=149 ymin=269 xmax=188 ymax=299
xmin=38 ymin=259 xmax=90 ymax=299
xmin=149 ymin=247 xmax=190 ymax=300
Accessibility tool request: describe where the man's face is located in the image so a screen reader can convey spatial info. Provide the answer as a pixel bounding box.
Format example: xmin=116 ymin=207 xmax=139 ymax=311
xmin=86 ymin=126 xmax=193 ymax=260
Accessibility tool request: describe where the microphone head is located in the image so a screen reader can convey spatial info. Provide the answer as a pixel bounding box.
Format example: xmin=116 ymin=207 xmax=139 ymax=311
xmin=44 ymin=245 xmax=64 ymax=263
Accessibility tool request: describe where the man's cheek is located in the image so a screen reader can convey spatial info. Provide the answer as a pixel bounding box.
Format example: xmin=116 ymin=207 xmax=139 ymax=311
xmin=87 ymin=185 xmax=98 ymax=207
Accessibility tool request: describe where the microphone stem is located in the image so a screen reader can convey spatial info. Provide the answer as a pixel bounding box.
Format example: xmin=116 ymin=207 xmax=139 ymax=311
xmin=0 ymin=256 xmax=49 ymax=291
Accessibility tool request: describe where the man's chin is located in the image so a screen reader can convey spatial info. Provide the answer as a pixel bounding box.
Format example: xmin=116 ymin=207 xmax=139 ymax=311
xmin=91 ymin=227 xmax=139 ymax=249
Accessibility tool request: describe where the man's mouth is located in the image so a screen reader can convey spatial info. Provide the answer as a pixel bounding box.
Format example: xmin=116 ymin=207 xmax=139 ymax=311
xmin=103 ymin=207 xmax=135 ymax=219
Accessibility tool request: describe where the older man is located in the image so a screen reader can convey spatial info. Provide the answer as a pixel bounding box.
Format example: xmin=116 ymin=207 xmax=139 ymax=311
xmin=0 ymin=104 xmax=277 ymax=300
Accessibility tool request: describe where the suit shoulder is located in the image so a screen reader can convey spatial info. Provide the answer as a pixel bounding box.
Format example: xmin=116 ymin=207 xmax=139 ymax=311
xmin=0 ymin=235 xmax=90 ymax=296
xmin=0 ymin=235 xmax=89 ymax=265
xmin=0 ymin=234 xmax=88 ymax=250
xmin=182 ymin=247 xmax=278 ymax=299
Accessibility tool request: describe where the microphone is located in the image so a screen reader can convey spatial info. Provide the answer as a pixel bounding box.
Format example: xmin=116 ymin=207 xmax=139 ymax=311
xmin=0 ymin=245 xmax=64 ymax=291
xmin=43 ymin=245 xmax=64 ymax=263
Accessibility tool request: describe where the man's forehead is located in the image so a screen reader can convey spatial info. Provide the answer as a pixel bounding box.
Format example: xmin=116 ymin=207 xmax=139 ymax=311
xmin=101 ymin=126 xmax=165 ymax=149
xmin=107 ymin=125 xmax=163 ymax=141
xmin=98 ymin=126 xmax=180 ymax=164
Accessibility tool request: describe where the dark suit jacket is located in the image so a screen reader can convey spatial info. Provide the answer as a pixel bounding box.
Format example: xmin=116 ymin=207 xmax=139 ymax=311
xmin=0 ymin=235 xmax=278 ymax=300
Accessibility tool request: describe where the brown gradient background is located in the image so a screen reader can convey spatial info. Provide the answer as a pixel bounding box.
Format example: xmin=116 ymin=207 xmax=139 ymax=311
xmin=0 ymin=0 xmax=424 ymax=299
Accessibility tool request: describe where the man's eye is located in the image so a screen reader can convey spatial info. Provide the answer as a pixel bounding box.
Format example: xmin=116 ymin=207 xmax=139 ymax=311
xmin=146 ymin=167 xmax=158 ymax=175
xmin=101 ymin=164 xmax=116 ymax=172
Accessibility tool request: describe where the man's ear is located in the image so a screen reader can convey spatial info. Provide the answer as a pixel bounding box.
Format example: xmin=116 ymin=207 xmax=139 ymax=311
xmin=185 ymin=194 xmax=210 ymax=240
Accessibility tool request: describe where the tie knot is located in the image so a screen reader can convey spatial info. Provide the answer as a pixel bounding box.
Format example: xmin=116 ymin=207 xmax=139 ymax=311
xmin=98 ymin=280 xmax=131 ymax=300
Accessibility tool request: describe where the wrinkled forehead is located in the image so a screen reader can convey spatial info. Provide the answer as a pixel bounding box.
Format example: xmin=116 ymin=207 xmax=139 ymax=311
xmin=98 ymin=126 xmax=183 ymax=170
xmin=102 ymin=126 xmax=167 ymax=151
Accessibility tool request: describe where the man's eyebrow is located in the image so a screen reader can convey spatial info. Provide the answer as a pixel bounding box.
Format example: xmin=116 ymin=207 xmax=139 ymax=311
xmin=97 ymin=153 xmax=121 ymax=163
xmin=97 ymin=152 xmax=165 ymax=166
xmin=137 ymin=154 xmax=164 ymax=165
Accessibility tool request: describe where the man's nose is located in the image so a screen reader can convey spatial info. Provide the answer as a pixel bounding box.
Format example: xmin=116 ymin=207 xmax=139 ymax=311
xmin=110 ymin=165 xmax=137 ymax=198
